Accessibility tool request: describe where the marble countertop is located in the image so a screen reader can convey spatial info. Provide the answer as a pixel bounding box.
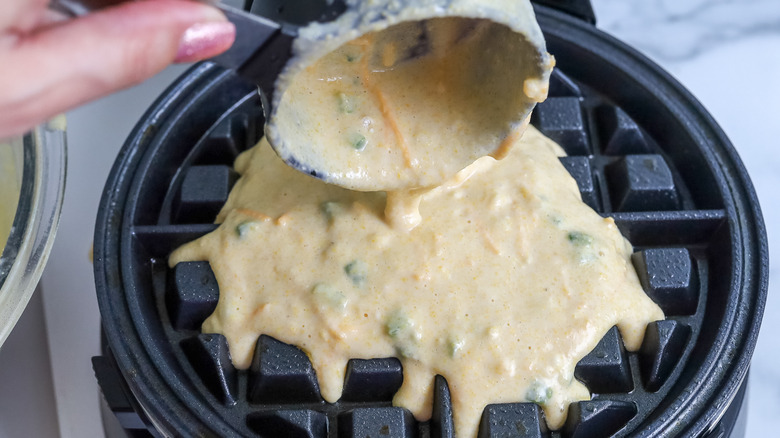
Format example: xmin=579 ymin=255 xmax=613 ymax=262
xmin=1 ymin=1 xmax=777 ymax=437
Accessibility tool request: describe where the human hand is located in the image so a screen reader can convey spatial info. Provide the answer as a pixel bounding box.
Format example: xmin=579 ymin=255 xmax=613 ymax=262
xmin=0 ymin=0 xmax=236 ymax=139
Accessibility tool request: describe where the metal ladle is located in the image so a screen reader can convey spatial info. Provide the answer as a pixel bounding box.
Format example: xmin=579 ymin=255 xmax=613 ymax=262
xmin=50 ymin=0 xmax=553 ymax=191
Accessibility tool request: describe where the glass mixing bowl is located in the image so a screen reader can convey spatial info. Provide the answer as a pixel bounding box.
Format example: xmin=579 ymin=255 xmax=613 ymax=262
xmin=0 ymin=121 xmax=67 ymax=347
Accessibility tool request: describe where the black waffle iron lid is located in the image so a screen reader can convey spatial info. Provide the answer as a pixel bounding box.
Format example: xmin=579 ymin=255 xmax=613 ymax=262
xmin=93 ymin=2 xmax=767 ymax=437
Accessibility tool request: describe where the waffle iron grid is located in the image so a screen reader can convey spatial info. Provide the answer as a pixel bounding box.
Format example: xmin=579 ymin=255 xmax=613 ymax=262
xmin=100 ymin=61 xmax=730 ymax=437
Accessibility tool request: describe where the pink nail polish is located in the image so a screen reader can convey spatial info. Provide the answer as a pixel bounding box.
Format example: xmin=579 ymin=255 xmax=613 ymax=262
xmin=175 ymin=21 xmax=236 ymax=63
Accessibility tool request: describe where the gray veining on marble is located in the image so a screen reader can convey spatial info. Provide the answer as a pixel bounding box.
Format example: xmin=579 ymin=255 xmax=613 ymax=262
xmin=594 ymin=0 xmax=780 ymax=61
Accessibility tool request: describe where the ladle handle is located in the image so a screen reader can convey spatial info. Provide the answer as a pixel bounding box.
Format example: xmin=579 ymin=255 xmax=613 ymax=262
xmin=49 ymin=0 xmax=126 ymax=15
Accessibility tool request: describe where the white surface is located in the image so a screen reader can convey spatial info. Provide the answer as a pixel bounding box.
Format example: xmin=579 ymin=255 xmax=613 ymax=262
xmin=0 ymin=1 xmax=775 ymax=437
xmin=0 ymin=289 xmax=59 ymax=438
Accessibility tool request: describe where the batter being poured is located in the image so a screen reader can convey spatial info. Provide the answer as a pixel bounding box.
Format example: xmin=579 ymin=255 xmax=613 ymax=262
xmin=266 ymin=0 xmax=553 ymax=191
xmin=170 ymin=1 xmax=662 ymax=435
xmin=169 ymin=127 xmax=663 ymax=436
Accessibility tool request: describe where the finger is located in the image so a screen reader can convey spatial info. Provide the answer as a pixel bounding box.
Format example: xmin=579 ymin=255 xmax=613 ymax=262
xmin=0 ymin=0 xmax=235 ymax=138
xmin=34 ymin=9 xmax=71 ymax=30
xmin=1 ymin=0 xmax=50 ymax=33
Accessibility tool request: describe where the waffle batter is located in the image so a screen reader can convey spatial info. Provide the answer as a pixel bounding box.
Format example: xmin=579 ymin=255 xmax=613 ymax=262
xmin=268 ymin=3 xmax=552 ymax=191
xmin=169 ymin=126 xmax=663 ymax=436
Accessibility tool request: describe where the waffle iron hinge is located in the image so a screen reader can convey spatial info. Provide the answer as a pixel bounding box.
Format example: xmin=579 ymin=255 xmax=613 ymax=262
xmin=92 ymin=355 xmax=157 ymax=437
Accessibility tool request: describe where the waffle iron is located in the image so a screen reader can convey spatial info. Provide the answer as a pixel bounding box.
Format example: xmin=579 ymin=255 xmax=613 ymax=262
xmin=92 ymin=1 xmax=768 ymax=436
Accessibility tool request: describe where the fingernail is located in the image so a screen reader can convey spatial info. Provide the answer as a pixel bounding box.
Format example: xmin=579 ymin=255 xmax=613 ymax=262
xmin=175 ymin=21 xmax=236 ymax=63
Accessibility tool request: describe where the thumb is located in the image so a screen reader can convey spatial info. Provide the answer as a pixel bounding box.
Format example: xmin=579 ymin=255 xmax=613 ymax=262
xmin=0 ymin=0 xmax=236 ymax=138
